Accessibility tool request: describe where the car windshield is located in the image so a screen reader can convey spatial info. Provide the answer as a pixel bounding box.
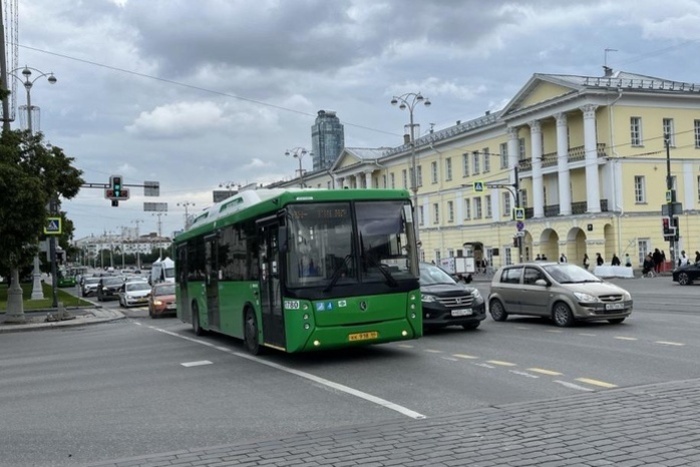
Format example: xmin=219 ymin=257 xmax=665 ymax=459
xmin=154 ymin=284 xmax=175 ymax=295
xmin=542 ymin=263 xmax=602 ymax=284
xmin=419 ymin=263 xmax=457 ymax=286
xmin=126 ymin=282 xmax=151 ymax=292
xmin=85 ymin=278 xmax=100 ymax=285
xmin=103 ymin=278 xmax=123 ymax=286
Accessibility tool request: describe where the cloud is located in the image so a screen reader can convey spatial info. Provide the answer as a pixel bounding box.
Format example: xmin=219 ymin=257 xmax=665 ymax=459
xmin=125 ymin=101 xmax=229 ymax=138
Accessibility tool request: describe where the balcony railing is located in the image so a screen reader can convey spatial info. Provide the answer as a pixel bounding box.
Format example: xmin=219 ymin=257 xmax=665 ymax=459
xmin=518 ymin=143 xmax=607 ymax=171
xmin=524 ymin=199 xmax=608 ymax=219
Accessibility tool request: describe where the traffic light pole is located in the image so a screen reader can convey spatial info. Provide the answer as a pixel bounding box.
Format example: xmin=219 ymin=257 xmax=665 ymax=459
xmin=665 ymin=134 xmax=676 ymax=267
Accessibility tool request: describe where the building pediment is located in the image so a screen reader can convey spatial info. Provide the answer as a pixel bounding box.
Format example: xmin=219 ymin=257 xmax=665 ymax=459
xmin=501 ymin=74 xmax=581 ymax=118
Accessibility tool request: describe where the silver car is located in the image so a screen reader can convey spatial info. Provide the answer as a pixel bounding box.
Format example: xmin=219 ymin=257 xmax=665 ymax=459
xmin=487 ymin=262 xmax=633 ymax=327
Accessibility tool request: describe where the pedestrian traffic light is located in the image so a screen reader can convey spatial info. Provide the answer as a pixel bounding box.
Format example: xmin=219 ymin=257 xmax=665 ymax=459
xmin=110 ymin=175 xmax=122 ymax=198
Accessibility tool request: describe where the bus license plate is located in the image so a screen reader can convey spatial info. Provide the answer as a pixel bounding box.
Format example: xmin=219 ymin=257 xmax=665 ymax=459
xmin=452 ymin=309 xmax=473 ymax=317
xmin=605 ymin=303 xmax=624 ymax=310
xmin=348 ymin=331 xmax=378 ymax=342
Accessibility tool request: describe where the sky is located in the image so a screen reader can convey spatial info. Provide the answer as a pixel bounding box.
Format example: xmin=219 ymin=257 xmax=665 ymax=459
xmin=11 ymin=0 xmax=700 ymax=241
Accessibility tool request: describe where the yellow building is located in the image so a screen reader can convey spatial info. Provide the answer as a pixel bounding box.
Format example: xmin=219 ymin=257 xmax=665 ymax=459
xmin=279 ymin=68 xmax=700 ymax=269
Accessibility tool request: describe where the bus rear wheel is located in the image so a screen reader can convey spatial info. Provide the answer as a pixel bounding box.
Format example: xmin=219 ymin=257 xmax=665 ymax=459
xmin=192 ymin=302 xmax=206 ymax=336
xmin=244 ymin=308 xmax=261 ymax=355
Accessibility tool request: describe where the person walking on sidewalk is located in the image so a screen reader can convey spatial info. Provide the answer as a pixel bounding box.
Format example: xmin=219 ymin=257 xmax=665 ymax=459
xmin=653 ymin=248 xmax=662 ymax=273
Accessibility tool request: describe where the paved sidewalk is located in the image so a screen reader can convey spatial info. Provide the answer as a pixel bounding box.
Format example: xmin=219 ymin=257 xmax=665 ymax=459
xmin=0 ymin=307 xmax=124 ymax=333
xmin=85 ymin=378 xmax=700 ymax=467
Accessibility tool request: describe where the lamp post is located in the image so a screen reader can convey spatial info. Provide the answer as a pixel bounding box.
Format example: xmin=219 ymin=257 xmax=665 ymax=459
xmin=390 ymin=92 xmax=431 ymax=244
xmin=219 ymin=181 xmax=240 ymax=197
xmin=177 ymin=201 xmax=195 ymax=229
xmin=285 ymin=147 xmax=310 ymax=187
xmin=11 ymin=66 xmax=57 ymax=301
xmin=152 ymin=212 xmax=168 ymax=237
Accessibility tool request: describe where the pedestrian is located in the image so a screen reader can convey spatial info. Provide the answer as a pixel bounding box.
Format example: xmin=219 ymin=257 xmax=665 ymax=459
xmin=624 ymin=253 xmax=632 ymax=267
xmin=652 ymin=248 xmax=662 ymax=273
xmin=541 ymin=254 xmax=548 ymax=261
xmin=596 ymin=252 xmax=604 ymax=266
xmin=583 ymin=253 xmax=590 ymax=270
xmin=696 ymin=251 xmax=700 ymax=263
xmin=559 ymin=253 xmax=567 ymax=263
xmin=611 ymin=254 xmax=621 ymax=266
xmin=642 ymin=253 xmax=655 ymax=276
xmin=536 ymin=254 xmax=541 ymax=261
xmin=679 ymin=250 xmax=690 ymax=267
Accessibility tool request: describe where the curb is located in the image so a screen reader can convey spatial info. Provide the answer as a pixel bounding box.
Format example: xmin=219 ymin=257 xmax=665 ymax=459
xmin=0 ymin=308 xmax=126 ymax=333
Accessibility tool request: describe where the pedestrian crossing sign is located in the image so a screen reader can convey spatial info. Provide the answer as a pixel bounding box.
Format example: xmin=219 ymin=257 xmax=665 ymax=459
xmin=44 ymin=217 xmax=62 ymax=235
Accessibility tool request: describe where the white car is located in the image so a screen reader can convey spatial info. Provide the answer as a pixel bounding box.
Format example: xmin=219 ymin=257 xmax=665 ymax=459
xmin=118 ymin=281 xmax=151 ymax=308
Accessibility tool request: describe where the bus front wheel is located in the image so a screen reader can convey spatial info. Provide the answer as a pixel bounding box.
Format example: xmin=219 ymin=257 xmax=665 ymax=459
xmin=244 ymin=308 xmax=261 ymax=355
xmin=192 ymin=302 xmax=206 ymax=336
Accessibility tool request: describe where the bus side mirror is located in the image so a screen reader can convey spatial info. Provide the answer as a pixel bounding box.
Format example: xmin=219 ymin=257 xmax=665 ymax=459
xmin=278 ymin=226 xmax=288 ymax=253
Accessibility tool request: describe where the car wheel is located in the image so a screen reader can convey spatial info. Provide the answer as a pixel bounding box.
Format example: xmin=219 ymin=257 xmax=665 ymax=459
xmin=608 ymin=318 xmax=625 ymax=324
xmin=552 ymin=302 xmax=574 ymax=327
xmin=192 ymin=302 xmax=206 ymax=336
xmin=678 ymin=272 xmax=692 ymax=285
xmin=462 ymin=321 xmax=480 ymax=330
xmin=489 ymin=299 xmax=508 ymax=322
xmin=244 ymin=307 xmax=261 ymax=355
xmin=149 ymin=306 xmax=155 ymax=319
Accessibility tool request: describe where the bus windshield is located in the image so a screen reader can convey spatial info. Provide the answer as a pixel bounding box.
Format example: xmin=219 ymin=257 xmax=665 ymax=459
xmin=285 ymin=200 xmax=416 ymax=289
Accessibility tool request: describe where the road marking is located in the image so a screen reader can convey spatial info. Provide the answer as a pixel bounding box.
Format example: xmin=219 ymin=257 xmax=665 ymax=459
xmin=487 ymin=360 xmax=516 ymax=367
xmin=545 ymin=329 xmax=563 ymax=333
xmin=614 ymin=336 xmax=638 ymax=341
xmin=424 ymin=349 xmax=443 ymax=354
xmin=475 ymin=363 xmax=496 ymax=369
xmin=576 ymin=377 xmax=618 ymax=388
xmin=515 ymin=326 xmax=531 ymax=330
xmin=554 ymin=380 xmax=594 ymax=392
xmin=510 ymin=370 xmax=539 ymax=378
xmin=577 ymin=333 xmax=597 ymax=337
xmin=441 ymin=357 xmax=458 ymax=362
xmin=453 ymin=353 xmax=479 ymax=360
xmin=528 ymin=368 xmax=563 ymax=376
xmin=147 ymin=325 xmax=427 ymax=420
xmin=396 ymin=344 xmax=414 ymax=349
xmin=655 ymin=341 xmax=685 ymax=346
xmin=181 ymin=360 xmax=213 ymax=367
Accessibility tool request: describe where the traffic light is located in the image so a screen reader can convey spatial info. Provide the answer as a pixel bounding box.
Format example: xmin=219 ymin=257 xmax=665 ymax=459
xmin=111 ymin=175 xmax=122 ymax=198
xmin=662 ymin=216 xmax=671 ymax=239
xmin=672 ymin=216 xmax=680 ymax=242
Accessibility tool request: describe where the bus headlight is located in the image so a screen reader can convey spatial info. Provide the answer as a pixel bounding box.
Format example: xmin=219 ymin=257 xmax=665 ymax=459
xmin=304 ymin=323 xmax=310 ymax=330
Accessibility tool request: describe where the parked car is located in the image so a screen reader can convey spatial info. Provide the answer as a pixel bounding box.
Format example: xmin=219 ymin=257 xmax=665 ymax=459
xmin=118 ymin=281 xmax=152 ymax=308
xmin=488 ymin=262 xmax=633 ymax=327
xmin=672 ymin=261 xmax=700 ymax=285
xmin=81 ymin=277 xmax=101 ymax=297
xmin=97 ymin=276 xmax=124 ymax=302
xmin=148 ymin=282 xmax=176 ymax=318
xmin=419 ymin=262 xmax=486 ymax=330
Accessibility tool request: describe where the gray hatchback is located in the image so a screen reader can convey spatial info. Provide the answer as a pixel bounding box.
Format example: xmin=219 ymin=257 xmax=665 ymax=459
xmin=488 ymin=262 xmax=633 ymax=327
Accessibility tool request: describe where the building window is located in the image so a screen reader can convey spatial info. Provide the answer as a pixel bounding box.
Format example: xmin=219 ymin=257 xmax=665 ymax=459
xmin=663 ymin=118 xmax=675 ymax=147
xmin=431 ymin=161 xmax=438 ymax=184
xmin=417 ymin=165 xmax=423 ymax=187
xmin=447 ymin=248 xmax=454 ymax=258
xmin=521 ymin=189 xmax=528 ymax=209
xmin=447 ymin=200 xmax=454 ymax=222
xmin=695 ymin=120 xmax=700 ymax=148
xmin=485 ymin=195 xmax=492 ymax=218
xmin=472 ymin=151 xmax=480 ymax=174
xmin=434 ymin=250 xmax=441 ymax=263
xmin=518 ymin=138 xmax=526 ymax=160
xmin=402 ymin=169 xmax=407 ymax=189
xmin=697 ymin=175 xmax=700 ymax=202
xmin=463 ymin=198 xmax=471 ymax=220
xmin=382 ymin=175 xmax=387 ymax=188
xmin=505 ymin=247 xmax=512 ymax=266
xmin=483 ymin=148 xmax=490 ymax=173
xmin=634 ymin=176 xmax=645 ymax=203
xmin=500 ymin=142 xmax=508 ymax=169
xmin=445 ymin=157 xmax=452 ymax=181
xmin=473 ymin=197 xmax=482 ymax=219
xmin=637 ymin=238 xmax=651 ymax=266
xmin=630 ymin=117 xmax=643 ymax=146
xmin=503 ymin=192 xmax=512 ymax=217
xmin=462 ymin=153 xmax=470 ymax=177
xmin=390 ymin=173 xmax=395 ymax=189
xmin=418 ymin=205 xmax=424 ymax=226
xmin=433 ymin=203 xmax=440 ymax=224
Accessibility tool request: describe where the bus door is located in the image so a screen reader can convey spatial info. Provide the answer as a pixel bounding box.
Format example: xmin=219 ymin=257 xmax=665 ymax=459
xmin=176 ymin=243 xmax=190 ymax=322
xmin=204 ymin=233 xmax=220 ymax=330
xmin=257 ymin=217 xmax=286 ymax=349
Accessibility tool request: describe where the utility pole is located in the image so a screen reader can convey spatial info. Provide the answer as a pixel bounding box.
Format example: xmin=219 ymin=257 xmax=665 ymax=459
xmin=664 ymin=133 xmax=677 ymax=267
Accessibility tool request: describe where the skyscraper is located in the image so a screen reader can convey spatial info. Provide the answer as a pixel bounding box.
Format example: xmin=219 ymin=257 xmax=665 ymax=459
xmin=311 ymin=110 xmax=344 ymax=171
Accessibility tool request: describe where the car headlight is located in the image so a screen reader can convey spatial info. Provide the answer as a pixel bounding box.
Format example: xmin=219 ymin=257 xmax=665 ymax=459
xmin=153 ymin=300 xmax=163 ymax=306
xmin=623 ymin=291 xmax=632 ymax=301
xmin=421 ymin=294 xmax=437 ymax=303
xmin=470 ymin=289 xmax=483 ymax=301
xmin=574 ymin=292 xmax=597 ymax=303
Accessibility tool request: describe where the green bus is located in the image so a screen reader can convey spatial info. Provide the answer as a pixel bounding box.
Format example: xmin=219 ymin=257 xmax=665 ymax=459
xmin=173 ymin=188 xmax=422 ymax=354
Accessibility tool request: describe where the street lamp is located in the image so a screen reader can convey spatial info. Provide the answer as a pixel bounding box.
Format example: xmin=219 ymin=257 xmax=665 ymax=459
xmin=177 ymin=201 xmax=195 ymax=229
xmin=152 ymin=212 xmax=168 ymax=237
xmin=390 ymin=92 xmax=431 ymax=243
xmin=10 ymin=66 xmax=58 ymax=301
xmin=285 ymin=147 xmax=310 ymax=187
xmin=219 ymin=181 xmax=240 ymax=197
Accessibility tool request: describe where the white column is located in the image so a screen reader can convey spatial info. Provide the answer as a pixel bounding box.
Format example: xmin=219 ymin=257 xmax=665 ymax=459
xmin=507 ymin=127 xmax=519 ymax=209
xmin=555 ymin=112 xmax=571 ymax=215
xmin=530 ymin=120 xmax=544 ymax=218
xmin=337 ymin=177 xmax=345 ymax=189
xmin=364 ymin=171 xmax=372 ymax=189
xmin=581 ymin=104 xmax=600 ymax=213
xmin=491 ymin=189 xmax=501 ymax=219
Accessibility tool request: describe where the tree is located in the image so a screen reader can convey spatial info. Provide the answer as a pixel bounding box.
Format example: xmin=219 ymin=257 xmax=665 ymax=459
xmin=0 ymin=129 xmax=83 ymax=322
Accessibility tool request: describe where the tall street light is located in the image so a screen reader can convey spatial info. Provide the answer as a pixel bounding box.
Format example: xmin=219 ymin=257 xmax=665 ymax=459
xmin=177 ymin=201 xmax=195 ymax=229
xmin=391 ymin=92 xmax=431 ymax=244
xmin=285 ymin=147 xmax=310 ymax=187
xmin=11 ymin=66 xmax=57 ymax=300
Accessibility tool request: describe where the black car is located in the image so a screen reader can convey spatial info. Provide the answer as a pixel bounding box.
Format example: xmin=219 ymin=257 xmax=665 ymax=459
xmin=419 ymin=263 xmax=486 ymax=330
xmin=97 ymin=276 xmax=124 ymax=301
xmin=672 ymin=261 xmax=700 ymax=285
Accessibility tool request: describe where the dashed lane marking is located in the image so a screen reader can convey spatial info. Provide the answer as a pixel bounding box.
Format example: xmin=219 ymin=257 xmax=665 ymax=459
xmin=528 ymin=368 xmax=563 ymax=376
xmin=475 ymin=363 xmax=496 ymax=369
xmin=396 ymin=344 xmax=414 ymax=349
xmin=441 ymin=357 xmax=458 ymax=362
xmin=487 ymin=360 xmax=517 ymax=367
xmin=181 ymin=360 xmax=213 ymax=367
xmin=554 ymin=380 xmax=594 ymax=392
xmin=655 ymin=341 xmax=685 ymax=346
xmin=614 ymin=336 xmax=638 ymax=341
xmin=576 ymin=377 xmax=618 ymax=388
xmin=510 ymin=370 xmax=539 ymax=378
xmin=545 ymin=329 xmax=563 ymax=333
xmin=577 ymin=333 xmax=597 ymax=337
xmin=424 ymin=349 xmax=443 ymax=354
xmin=453 ymin=354 xmax=479 ymax=360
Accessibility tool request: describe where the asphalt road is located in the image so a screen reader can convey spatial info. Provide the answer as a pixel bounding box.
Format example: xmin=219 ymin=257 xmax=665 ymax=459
xmin=2 ymin=276 xmax=698 ymax=466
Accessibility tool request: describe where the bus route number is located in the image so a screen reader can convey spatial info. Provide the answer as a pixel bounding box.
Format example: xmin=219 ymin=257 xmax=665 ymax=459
xmin=284 ymin=300 xmax=301 ymax=310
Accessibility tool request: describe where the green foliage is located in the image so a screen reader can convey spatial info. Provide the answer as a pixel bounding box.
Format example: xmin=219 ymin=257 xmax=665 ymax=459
xmin=0 ymin=130 xmax=84 ymax=274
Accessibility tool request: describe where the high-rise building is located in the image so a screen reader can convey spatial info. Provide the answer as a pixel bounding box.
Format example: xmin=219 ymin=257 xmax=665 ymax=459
xmin=311 ymin=110 xmax=344 ymax=171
